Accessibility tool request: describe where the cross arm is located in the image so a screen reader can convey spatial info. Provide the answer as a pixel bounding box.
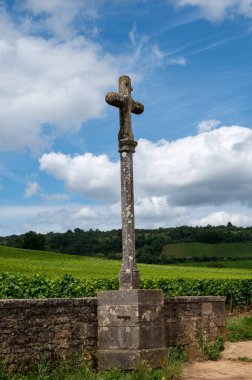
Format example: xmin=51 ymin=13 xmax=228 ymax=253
xmin=105 ymin=92 xmax=144 ymax=115
xmin=105 ymin=92 xmax=124 ymax=108
xmin=131 ymin=100 xmax=144 ymax=115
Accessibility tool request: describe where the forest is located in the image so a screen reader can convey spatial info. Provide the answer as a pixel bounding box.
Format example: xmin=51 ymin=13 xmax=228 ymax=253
xmin=1 ymin=223 xmax=252 ymax=265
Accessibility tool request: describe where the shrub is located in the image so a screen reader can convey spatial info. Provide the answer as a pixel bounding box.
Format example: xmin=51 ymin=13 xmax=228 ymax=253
xmin=200 ymin=336 xmax=224 ymax=361
xmin=0 ymin=273 xmax=251 ymax=309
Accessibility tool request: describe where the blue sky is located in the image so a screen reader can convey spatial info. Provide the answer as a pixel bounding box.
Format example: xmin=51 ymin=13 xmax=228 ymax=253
xmin=1 ymin=0 xmax=252 ymax=235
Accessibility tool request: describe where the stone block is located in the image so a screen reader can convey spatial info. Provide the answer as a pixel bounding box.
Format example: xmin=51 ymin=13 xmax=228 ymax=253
xmin=98 ymin=326 xmax=140 ymax=350
xmin=202 ymin=302 xmax=212 ymax=315
xmin=97 ymin=348 xmax=167 ymax=370
xmin=98 ymin=289 xmax=164 ymax=306
xmin=98 ymin=325 xmax=165 ymax=350
xmin=97 ymin=289 xmax=166 ymax=370
xmin=98 ymin=305 xmax=139 ymax=327
xmin=98 ymin=304 xmax=164 ymax=327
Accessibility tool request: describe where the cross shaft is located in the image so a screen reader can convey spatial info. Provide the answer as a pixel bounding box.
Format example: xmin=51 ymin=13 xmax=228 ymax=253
xmin=105 ymin=76 xmax=144 ymax=289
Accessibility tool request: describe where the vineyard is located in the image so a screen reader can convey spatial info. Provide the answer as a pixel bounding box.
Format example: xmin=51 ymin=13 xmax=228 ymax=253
xmin=162 ymin=242 xmax=252 ymax=258
xmin=0 ymin=246 xmax=252 ymax=308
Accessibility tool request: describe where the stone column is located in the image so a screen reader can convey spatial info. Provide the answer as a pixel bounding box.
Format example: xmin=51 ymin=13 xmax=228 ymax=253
xmin=119 ymin=148 xmax=139 ymax=289
xmin=98 ymin=76 xmax=166 ymax=370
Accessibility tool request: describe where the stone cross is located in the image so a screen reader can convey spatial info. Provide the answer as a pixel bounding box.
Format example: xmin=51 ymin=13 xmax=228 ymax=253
xmin=105 ymin=76 xmax=144 ymax=289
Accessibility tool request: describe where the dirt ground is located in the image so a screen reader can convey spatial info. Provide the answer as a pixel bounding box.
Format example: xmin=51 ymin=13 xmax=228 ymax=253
xmin=182 ymin=341 xmax=252 ymax=380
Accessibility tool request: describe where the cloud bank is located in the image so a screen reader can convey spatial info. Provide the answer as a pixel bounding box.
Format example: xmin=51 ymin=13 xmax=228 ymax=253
xmin=3 ymin=123 xmax=252 ymax=234
xmin=7 ymin=123 xmax=244 ymax=234
xmin=40 ymin=125 xmax=252 ymax=208
xmin=0 ymin=7 xmax=119 ymax=154
xmin=172 ymin=0 xmax=252 ymax=21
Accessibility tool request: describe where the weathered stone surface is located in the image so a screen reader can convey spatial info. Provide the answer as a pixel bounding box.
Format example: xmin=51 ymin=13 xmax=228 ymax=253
xmin=105 ymin=76 xmax=144 ymax=290
xmin=164 ymin=296 xmax=226 ymax=358
xmin=202 ymin=302 xmax=213 ymax=315
xmin=98 ymin=325 xmax=165 ymax=350
xmin=98 ymin=348 xmax=167 ymax=370
xmin=0 ymin=295 xmax=226 ymax=370
xmin=0 ymin=298 xmax=97 ymax=371
xmin=98 ymin=289 xmax=163 ymax=305
xmin=97 ymin=289 xmax=166 ymax=370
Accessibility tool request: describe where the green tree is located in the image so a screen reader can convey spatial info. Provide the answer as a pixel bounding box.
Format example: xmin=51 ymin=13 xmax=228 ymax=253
xmin=22 ymin=231 xmax=46 ymax=251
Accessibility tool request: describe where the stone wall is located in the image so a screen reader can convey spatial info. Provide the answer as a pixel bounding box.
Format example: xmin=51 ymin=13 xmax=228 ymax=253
xmin=0 ymin=296 xmax=225 ymax=370
xmin=164 ymin=296 xmax=226 ymax=358
xmin=0 ymin=298 xmax=97 ymax=371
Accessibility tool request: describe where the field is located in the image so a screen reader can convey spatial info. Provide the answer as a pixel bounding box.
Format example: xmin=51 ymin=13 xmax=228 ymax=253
xmin=178 ymin=260 xmax=252 ymax=269
xmin=162 ymin=242 xmax=252 ymax=258
xmin=161 ymin=242 xmax=252 ymax=269
xmin=0 ymin=245 xmax=252 ymax=281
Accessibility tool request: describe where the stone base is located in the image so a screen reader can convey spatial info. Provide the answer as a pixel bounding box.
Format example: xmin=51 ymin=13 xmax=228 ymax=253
xmin=97 ymin=289 xmax=166 ymax=370
xmin=98 ymin=348 xmax=166 ymax=370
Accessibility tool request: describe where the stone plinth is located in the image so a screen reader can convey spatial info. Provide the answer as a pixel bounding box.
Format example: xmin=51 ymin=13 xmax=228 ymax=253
xmin=97 ymin=289 xmax=166 ymax=370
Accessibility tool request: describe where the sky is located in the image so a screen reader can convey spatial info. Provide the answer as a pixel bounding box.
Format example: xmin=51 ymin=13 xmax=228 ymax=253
xmin=1 ymin=0 xmax=252 ymax=235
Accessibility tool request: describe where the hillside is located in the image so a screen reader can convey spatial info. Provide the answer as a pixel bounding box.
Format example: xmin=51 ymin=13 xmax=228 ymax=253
xmin=162 ymin=242 xmax=252 ymax=258
xmin=0 ymin=246 xmax=251 ymax=281
xmin=2 ymin=225 xmax=252 ymax=265
xmin=161 ymin=243 xmax=252 ymax=268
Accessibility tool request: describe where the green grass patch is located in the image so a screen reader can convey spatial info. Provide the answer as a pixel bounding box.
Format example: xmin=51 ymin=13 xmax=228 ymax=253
xmin=237 ymin=357 xmax=252 ymax=362
xmin=200 ymin=336 xmax=224 ymax=361
xmin=1 ymin=246 xmax=252 ymax=281
xmin=176 ymin=260 xmax=252 ymax=269
xmin=162 ymin=242 xmax=252 ymax=259
xmin=0 ymin=347 xmax=186 ymax=380
xmin=227 ymin=316 xmax=252 ymax=342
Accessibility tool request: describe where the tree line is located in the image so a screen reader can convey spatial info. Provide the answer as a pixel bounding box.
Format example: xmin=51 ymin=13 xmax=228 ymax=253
xmin=1 ymin=223 xmax=252 ymax=264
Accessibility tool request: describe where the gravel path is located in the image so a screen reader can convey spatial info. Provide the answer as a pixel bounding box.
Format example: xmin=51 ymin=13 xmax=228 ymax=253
xmin=182 ymin=341 xmax=252 ymax=380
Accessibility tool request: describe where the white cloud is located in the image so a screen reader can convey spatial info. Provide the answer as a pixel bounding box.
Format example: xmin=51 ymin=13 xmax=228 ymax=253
xmin=41 ymin=193 xmax=70 ymax=202
xmin=168 ymin=57 xmax=187 ymax=65
xmin=129 ymin=24 xmax=137 ymax=46
xmin=0 ymin=2 xmax=172 ymax=156
xmin=110 ymin=196 xmax=186 ymax=224
xmin=40 ymin=125 xmax=252 ymax=210
xmin=2 ymin=201 xmax=252 ymax=236
xmin=24 ymin=182 xmax=41 ymax=198
xmin=197 ymin=119 xmax=221 ymax=133
xmin=135 ymin=126 xmax=252 ymax=207
xmin=0 ymin=203 xmax=121 ymax=235
xmin=151 ymin=44 xmax=166 ymax=65
xmin=127 ymin=24 xmax=187 ymax=71
xmin=195 ymin=210 xmax=251 ymax=226
xmin=172 ymin=0 xmax=252 ymax=21
xmin=20 ymin=0 xmax=101 ymax=39
xmin=0 ymin=8 xmax=119 ymax=154
xmin=39 ymin=152 xmax=120 ymax=201
xmin=150 ymin=46 xmax=187 ymax=67
xmin=24 ymin=181 xmax=70 ymax=201
xmin=0 ymin=204 xmax=104 ymax=235
xmin=72 ymin=207 xmax=98 ymax=220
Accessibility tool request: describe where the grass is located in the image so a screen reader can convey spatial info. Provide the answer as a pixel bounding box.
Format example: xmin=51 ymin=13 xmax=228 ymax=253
xmin=0 ymin=347 xmax=186 ymax=380
xmin=227 ymin=316 xmax=252 ymax=342
xmin=200 ymin=336 xmax=224 ymax=361
xmin=162 ymin=242 xmax=252 ymax=259
xmin=177 ymin=259 xmax=252 ymax=269
xmin=237 ymin=357 xmax=252 ymax=362
xmin=0 ymin=246 xmax=252 ymax=281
